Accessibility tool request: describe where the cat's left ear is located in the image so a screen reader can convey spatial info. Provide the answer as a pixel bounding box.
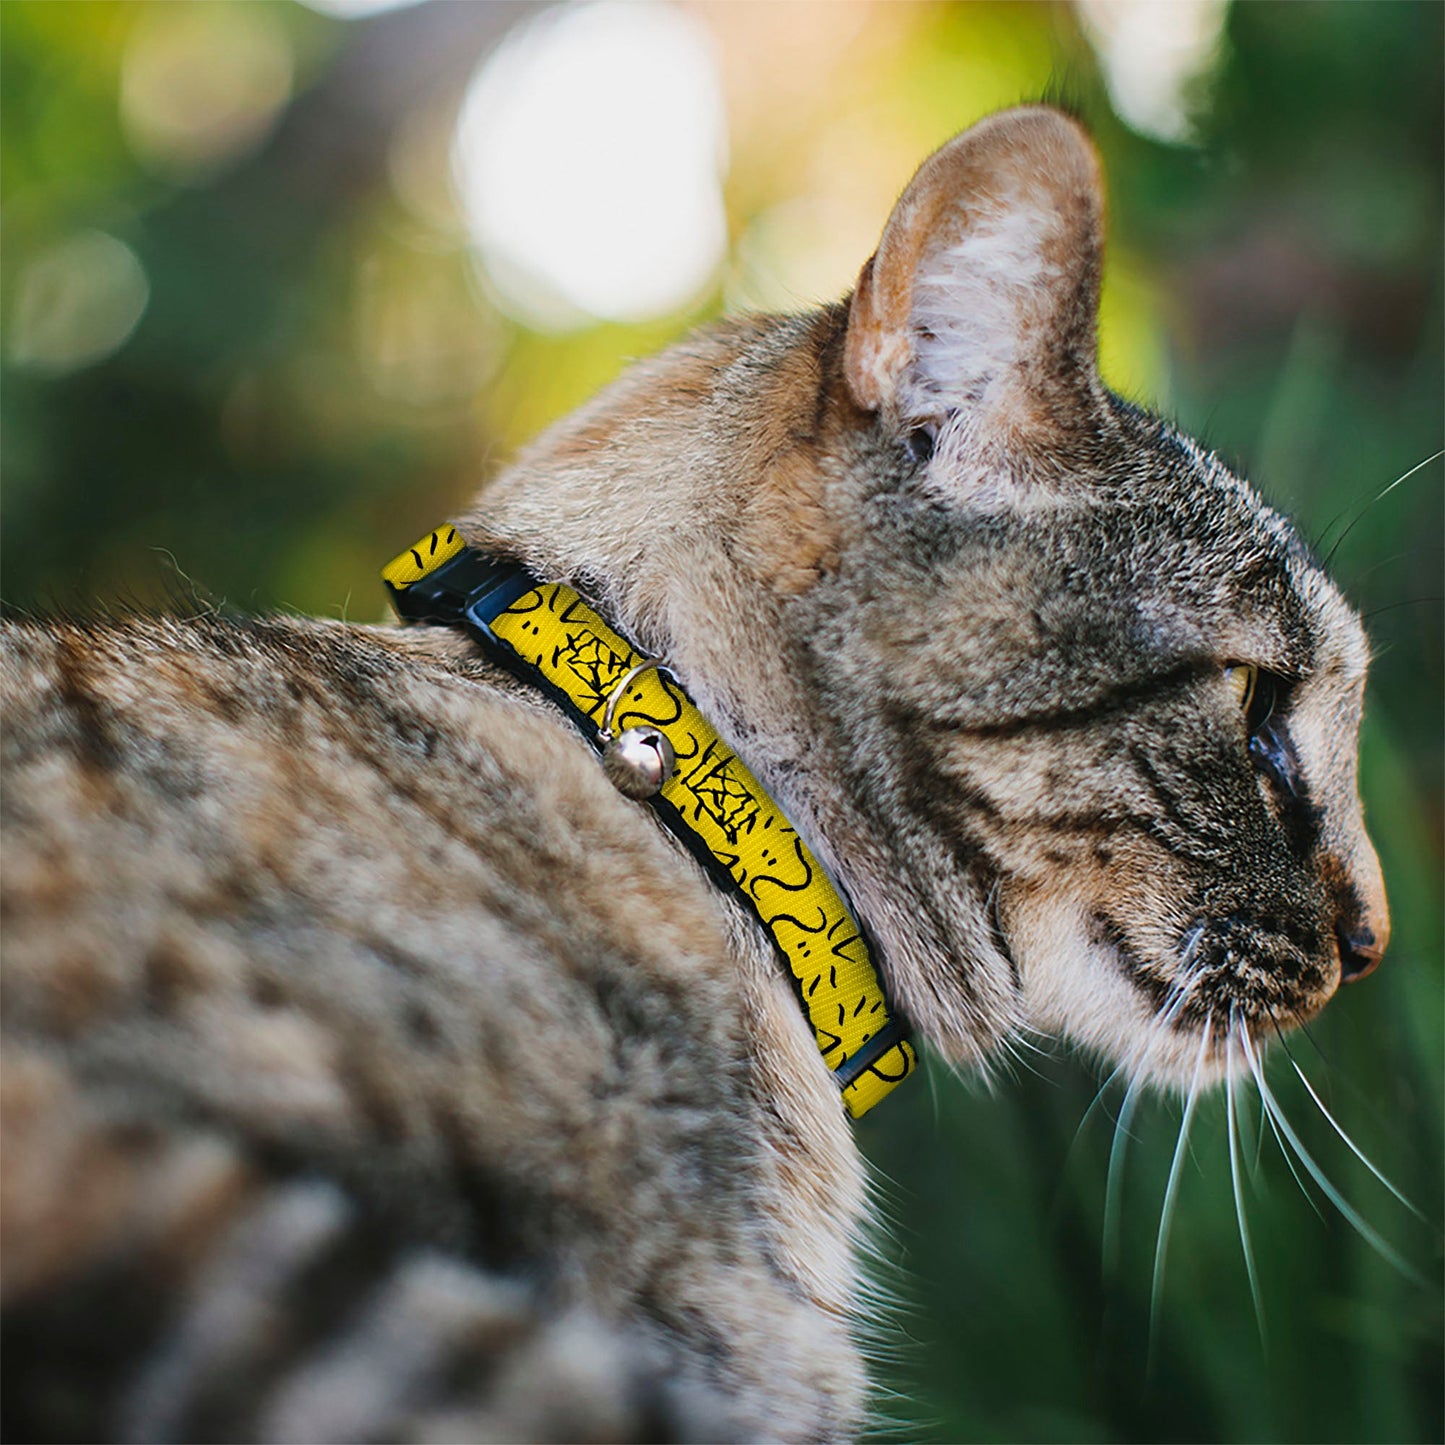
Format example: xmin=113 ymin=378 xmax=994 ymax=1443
xmin=844 ymin=107 xmax=1104 ymax=444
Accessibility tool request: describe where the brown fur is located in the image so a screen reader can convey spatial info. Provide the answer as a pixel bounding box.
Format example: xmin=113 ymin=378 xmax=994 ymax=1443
xmin=1 ymin=109 xmax=1385 ymax=1441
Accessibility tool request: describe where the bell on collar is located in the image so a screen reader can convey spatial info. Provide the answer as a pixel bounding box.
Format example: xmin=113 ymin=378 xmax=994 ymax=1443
xmin=602 ymin=726 xmax=676 ymax=799
xmin=597 ymin=657 xmax=677 ymax=800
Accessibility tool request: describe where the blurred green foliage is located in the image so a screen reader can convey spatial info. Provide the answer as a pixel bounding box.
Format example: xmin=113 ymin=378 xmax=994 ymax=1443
xmin=2 ymin=2 xmax=1439 ymax=1442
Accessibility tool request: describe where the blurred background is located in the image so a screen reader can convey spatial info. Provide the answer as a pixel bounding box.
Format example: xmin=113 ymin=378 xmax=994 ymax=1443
xmin=2 ymin=1 xmax=1439 ymax=1440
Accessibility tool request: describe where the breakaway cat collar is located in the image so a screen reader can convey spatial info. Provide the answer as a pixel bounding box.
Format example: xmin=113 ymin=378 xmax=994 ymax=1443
xmin=383 ymin=525 xmax=917 ymax=1118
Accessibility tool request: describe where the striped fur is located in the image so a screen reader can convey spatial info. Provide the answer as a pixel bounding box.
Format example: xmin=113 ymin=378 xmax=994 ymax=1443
xmin=1 ymin=108 xmax=1384 ymax=1440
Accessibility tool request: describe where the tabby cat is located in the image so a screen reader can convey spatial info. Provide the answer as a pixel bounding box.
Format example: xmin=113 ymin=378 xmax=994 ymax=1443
xmin=1 ymin=107 xmax=1387 ymax=1442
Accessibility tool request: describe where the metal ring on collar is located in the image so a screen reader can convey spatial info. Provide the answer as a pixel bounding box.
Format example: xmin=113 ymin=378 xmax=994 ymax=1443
xmin=598 ymin=658 xmax=674 ymax=742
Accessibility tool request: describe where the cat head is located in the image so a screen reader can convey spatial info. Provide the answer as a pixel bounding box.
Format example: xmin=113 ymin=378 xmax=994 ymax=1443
xmin=801 ymin=107 xmax=1388 ymax=1089
xmin=471 ymin=107 xmax=1388 ymax=1094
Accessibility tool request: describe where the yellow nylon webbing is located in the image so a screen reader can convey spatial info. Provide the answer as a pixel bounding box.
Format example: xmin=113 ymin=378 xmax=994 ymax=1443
xmin=381 ymin=525 xmax=465 ymax=588
xmin=383 ymin=535 xmax=916 ymax=1117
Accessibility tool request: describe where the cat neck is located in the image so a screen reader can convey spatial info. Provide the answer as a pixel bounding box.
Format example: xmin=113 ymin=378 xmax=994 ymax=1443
xmin=460 ymin=310 xmax=832 ymax=776
xmin=455 ymin=308 xmax=1018 ymax=1068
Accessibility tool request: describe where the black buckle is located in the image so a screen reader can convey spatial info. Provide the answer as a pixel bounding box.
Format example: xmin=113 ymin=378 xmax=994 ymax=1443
xmin=387 ymin=552 xmax=540 ymax=645
xmin=388 ymin=551 xmax=594 ymax=739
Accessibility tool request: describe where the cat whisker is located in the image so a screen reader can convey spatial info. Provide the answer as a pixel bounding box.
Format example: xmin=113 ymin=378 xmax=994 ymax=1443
xmin=1012 ymin=1024 xmax=1059 ymax=1068
xmin=1227 ymin=1015 xmax=1267 ymax=1349
xmin=1253 ymin=1072 xmax=1327 ymax=1222
xmin=1249 ymin=1080 xmax=1267 ymax=1179
xmin=1150 ymin=971 xmax=1202 ymax=1041
xmin=1101 ymin=1074 xmax=1142 ymax=1283
xmin=1220 ymin=1025 xmax=1263 ymax=1185
xmin=1178 ymin=920 xmax=1206 ymax=970
xmin=1144 ymin=970 xmax=1206 ymax=1069
xmin=1266 ymin=1019 xmax=1425 ymax=1222
xmin=1293 ymin=1016 xmax=1330 ymax=1070
xmin=1105 ymin=981 xmax=1200 ymax=1281
xmin=994 ymin=1015 xmax=1054 ymax=1074
xmin=1156 ymin=982 xmax=1190 ymax=1025
xmin=1005 ymin=1029 xmax=1052 ymax=1059
xmin=1320 ymin=448 xmax=1443 ymax=568
xmin=1148 ymin=1021 xmax=1211 ymax=1359
xmin=1213 ymin=1028 xmax=1317 ymax=1208
xmin=1071 ymin=1061 xmax=1126 ymax=1162
xmin=1344 ymin=545 xmax=1445 ymax=595
xmin=994 ymin=1034 xmax=1053 ymax=1085
xmin=1239 ymin=1032 xmax=1424 ymax=1285
xmin=1360 ymin=596 xmax=1445 ymax=622
xmin=923 ymin=1051 xmax=944 ymax=1127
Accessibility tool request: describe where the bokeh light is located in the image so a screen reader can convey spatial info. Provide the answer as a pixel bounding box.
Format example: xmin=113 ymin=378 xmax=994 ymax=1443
xmin=120 ymin=3 xmax=294 ymax=179
xmin=8 ymin=230 xmax=149 ymax=374
xmin=1077 ymin=0 xmax=1230 ymax=143
xmin=298 ymin=0 xmax=430 ymax=17
xmin=452 ymin=0 xmax=728 ymax=329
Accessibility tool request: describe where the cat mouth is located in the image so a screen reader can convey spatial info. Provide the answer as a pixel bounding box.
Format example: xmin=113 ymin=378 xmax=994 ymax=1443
xmin=1093 ymin=911 xmax=1337 ymax=1043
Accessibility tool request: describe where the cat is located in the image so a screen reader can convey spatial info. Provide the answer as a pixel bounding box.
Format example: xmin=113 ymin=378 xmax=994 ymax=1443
xmin=0 ymin=106 xmax=1388 ymax=1443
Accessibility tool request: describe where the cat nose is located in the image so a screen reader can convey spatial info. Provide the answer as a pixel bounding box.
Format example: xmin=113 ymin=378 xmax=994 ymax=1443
xmin=1336 ymin=922 xmax=1384 ymax=983
xmin=1334 ymin=838 xmax=1389 ymax=984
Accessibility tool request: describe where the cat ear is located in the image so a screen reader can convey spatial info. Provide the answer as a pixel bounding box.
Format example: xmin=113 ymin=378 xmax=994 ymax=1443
xmin=844 ymin=107 xmax=1104 ymax=441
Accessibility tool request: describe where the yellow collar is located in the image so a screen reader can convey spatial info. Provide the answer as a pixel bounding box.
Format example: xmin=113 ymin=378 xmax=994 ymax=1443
xmin=383 ymin=526 xmax=916 ymax=1118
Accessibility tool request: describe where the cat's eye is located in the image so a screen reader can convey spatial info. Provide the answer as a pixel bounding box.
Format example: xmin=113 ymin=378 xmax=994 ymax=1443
xmin=1225 ymin=663 xmax=1256 ymax=712
xmin=1224 ymin=663 xmax=1277 ymax=733
xmin=904 ymin=424 xmax=937 ymax=465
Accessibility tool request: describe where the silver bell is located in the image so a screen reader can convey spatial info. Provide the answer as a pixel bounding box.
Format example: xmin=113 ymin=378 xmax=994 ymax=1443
xmin=602 ymin=726 xmax=676 ymax=799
